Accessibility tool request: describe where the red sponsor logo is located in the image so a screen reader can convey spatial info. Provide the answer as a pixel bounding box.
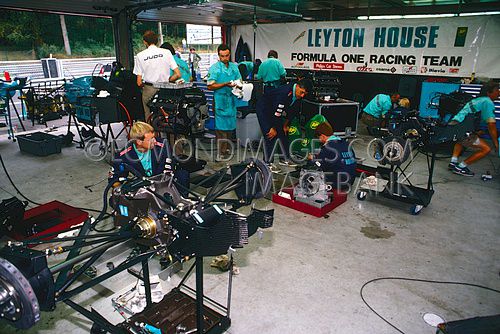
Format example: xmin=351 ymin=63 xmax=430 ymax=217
xmin=292 ymin=62 xmax=309 ymax=69
xmin=314 ymin=62 xmax=344 ymax=70
xmin=356 ymin=66 xmax=373 ymax=72
xmin=449 ymin=68 xmax=459 ymax=73
xmin=402 ymin=66 xmax=417 ymax=74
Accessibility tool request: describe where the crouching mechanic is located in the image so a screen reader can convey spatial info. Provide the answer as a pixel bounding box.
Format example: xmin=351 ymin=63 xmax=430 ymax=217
xmin=109 ymin=121 xmax=189 ymax=194
xmin=256 ymin=78 xmax=314 ymax=167
xmin=449 ymin=80 xmax=499 ymax=177
xmin=361 ymin=92 xmax=400 ymax=129
xmin=308 ymin=122 xmax=357 ymax=191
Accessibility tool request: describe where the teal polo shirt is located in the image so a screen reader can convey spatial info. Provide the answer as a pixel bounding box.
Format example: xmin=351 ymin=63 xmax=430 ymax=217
xmin=133 ymin=144 xmax=153 ymax=176
xmin=451 ymin=96 xmax=496 ymax=125
xmin=256 ymin=57 xmax=286 ymax=86
xmin=363 ymin=94 xmax=392 ymax=118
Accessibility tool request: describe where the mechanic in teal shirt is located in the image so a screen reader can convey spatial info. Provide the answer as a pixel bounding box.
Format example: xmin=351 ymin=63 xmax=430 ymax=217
xmin=449 ymin=81 xmax=499 ymax=177
xmin=361 ymin=93 xmax=400 ymax=128
xmin=207 ymin=44 xmax=242 ymax=159
xmin=160 ymin=42 xmax=191 ymax=82
xmin=256 ymin=50 xmax=286 ymax=90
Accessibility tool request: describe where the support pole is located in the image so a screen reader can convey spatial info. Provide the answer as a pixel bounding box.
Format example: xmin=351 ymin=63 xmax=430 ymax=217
xmin=196 ymin=256 xmax=204 ymax=334
xmin=112 ymin=10 xmax=134 ymax=70
xmin=142 ymin=258 xmax=152 ymax=307
xmin=158 ymin=22 xmax=164 ymax=45
xmin=54 ymin=218 xmax=92 ymax=290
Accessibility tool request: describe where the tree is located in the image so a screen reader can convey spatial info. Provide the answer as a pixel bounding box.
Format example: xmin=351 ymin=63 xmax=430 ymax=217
xmin=59 ymin=15 xmax=71 ymax=55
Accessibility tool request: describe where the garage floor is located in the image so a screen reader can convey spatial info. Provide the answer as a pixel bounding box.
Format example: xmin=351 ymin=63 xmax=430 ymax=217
xmin=0 ymin=120 xmax=499 ymax=334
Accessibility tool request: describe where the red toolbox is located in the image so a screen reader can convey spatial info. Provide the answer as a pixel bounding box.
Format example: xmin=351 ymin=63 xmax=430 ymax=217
xmin=7 ymin=201 xmax=88 ymax=241
xmin=272 ymin=187 xmax=347 ymax=217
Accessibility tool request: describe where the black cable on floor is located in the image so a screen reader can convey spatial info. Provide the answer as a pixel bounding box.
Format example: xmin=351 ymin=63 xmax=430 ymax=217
xmin=0 ymin=151 xmax=41 ymax=205
xmin=360 ymin=276 xmax=500 ymax=334
xmin=0 ymin=152 xmax=110 ymax=215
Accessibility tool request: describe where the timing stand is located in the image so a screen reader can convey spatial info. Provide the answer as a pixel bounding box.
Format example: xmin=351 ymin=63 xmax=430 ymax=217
xmin=65 ymin=109 xmax=86 ymax=148
xmin=1 ymin=82 xmax=27 ymax=141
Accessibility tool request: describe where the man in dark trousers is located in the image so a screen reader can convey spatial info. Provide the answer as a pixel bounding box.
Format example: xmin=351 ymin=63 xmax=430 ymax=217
xmin=256 ymin=78 xmax=313 ymax=169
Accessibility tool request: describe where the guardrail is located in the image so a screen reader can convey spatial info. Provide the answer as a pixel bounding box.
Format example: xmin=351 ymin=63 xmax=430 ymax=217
xmin=0 ymin=53 xmax=217 ymax=81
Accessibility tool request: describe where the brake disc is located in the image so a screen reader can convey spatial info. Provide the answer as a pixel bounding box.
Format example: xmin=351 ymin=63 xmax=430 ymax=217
xmin=0 ymin=258 xmax=40 ymax=329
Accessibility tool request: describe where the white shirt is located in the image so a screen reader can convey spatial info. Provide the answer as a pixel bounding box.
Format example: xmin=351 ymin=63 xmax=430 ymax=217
xmin=133 ymin=45 xmax=178 ymax=84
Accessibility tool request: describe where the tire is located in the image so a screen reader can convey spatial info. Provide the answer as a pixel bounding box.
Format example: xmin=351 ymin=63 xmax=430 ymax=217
xmin=0 ymin=258 xmax=40 ymax=329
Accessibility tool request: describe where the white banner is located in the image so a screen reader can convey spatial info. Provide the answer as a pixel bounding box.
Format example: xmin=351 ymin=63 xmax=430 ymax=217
xmin=231 ymin=16 xmax=500 ymax=78
xmin=187 ymin=24 xmax=222 ymax=45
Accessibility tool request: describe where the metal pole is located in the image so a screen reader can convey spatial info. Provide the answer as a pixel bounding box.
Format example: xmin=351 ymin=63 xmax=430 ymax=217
xmin=253 ymin=2 xmax=257 ymax=61
xmin=226 ymin=254 xmax=234 ymax=317
xmin=158 ymin=22 xmax=164 ymax=45
xmin=204 ymin=166 xmax=230 ymax=200
xmin=142 ymin=258 xmax=152 ymax=306
xmin=195 ymin=256 xmax=204 ymax=334
xmin=205 ymin=164 xmax=251 ymax=203
xmin=57 ymin=249 xmax=106 ymax=295
xmin=59 ymin=249 xmax=157 ymax=302
xmin=51 ymin=239 xmax=124 ymax=274
xmin=54 ymin=218 xmax=93 ymax=289
xmin=427 ymin=151 xmax=436 ymax=191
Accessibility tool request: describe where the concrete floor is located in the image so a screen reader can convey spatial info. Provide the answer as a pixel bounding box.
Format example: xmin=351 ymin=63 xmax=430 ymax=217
xmin=0 ymin=118 xmax=499 ymax=334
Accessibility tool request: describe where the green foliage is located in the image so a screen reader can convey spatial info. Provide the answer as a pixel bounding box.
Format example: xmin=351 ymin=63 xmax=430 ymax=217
xmin=131 ymin=21 xmax=186 ymax=55
xmin=0 ymin=11 xmax=43 ymax=47
xmin=0 ymin=9 xmax=188 ymax=60
xmin=36 ymin=44 xmax=65 ymax=58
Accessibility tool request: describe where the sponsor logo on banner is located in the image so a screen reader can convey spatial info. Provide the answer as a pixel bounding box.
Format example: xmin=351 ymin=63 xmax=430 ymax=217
xmin=454 ymin=27 xmax=468 ymax=47
xmin=292 ymin=62 xmax=310 ymax=69
xmin=293 ymin=30 xmax=306 ymax=44
xmin=402 ymin=66 xmax=417 ymax=74
xmin=449 ymin=68 xmax=460 ymax=73
xmin=420 ymin=67 xmax=428 ymax=73
xmin=375 ymin=67 xmax=392 ymax=72
xmin=375 ymin=67 xmax=397 ymax=73
xmin=429 ymin=68 xmax=446 ymax=74
xmin=313 ymin=62 xmax=344 ymax=70
xmin=356 ymin=66 xmax=373 ymax=72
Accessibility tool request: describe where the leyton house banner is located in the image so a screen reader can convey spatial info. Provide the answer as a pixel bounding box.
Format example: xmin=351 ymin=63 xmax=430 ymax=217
xmin=231 ymin=15 xmax=500 ymax=78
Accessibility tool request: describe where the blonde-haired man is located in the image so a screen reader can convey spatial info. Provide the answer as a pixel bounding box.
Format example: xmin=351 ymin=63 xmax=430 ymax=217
xmin=399 ymin=98 xmax=410 ymax=109
xmin=109 ymin=122 xmax=188 ymax=191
